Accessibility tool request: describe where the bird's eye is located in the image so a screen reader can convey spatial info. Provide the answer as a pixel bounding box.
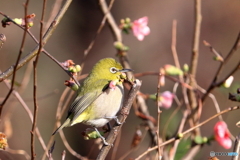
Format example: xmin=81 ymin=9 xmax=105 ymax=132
xmin=110 ymin=67 xmax=118 ymax=73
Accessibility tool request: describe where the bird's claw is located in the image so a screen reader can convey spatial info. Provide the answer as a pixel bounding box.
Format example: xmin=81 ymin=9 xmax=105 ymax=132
xmin=114 ymin=117 xmax=122 ymax=126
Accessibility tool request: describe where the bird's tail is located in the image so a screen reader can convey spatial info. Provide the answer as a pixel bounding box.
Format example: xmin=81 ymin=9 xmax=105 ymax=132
xmin=52 ymin=118 xmax=71 ymax=135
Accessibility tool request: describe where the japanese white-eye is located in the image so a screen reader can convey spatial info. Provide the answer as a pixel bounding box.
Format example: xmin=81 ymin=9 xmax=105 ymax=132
xmin=52 ymin=58 xmax=131 ymax=145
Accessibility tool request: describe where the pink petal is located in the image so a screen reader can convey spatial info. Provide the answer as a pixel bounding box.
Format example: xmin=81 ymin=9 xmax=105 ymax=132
xmin=214 ymin=121 xmax=232 ymax=149
xmin=141 ymin=26 xmax=150 ymax=35
xmin=216 ymin=136 xmax=232 ymax=149
xmin=136 ymin=16 xmax=148 ymax=26
xmin=136 ymin=34 xmax=144 ymax=41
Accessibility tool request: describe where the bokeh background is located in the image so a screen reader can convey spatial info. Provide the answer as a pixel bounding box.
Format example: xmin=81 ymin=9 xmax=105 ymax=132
xmin=0 ymin=0 xmax=240 ymax=159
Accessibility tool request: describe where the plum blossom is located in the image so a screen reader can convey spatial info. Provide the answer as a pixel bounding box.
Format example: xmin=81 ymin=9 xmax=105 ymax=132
xmin=158 ymin=91 xmax=174 ymax=109
xmin=214 ymin=121 xmax=232 ymax=149
xmin=109 ymin=80 xmax=118 ymax=90
xmin=132 ymin=17 xmax=150 ymax=41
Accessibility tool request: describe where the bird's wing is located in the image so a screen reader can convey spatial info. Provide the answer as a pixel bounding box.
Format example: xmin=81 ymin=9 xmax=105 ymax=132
xmin=67 ymin=79 xmax=110 ymax=121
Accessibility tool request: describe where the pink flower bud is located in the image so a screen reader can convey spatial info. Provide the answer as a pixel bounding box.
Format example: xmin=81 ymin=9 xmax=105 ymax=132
xmin=132 ymin=17 xmax=150 ymax=41
xmin=158 ymin=91 xmax=174 ymax=109
xmin=214 ymin=121 xmax=232 ymax=149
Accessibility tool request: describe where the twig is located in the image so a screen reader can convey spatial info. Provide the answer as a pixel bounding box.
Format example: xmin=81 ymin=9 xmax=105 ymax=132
xmin=96 ymin=80 xmax=142 ymax=160
xmin=82 ymin=0 xmax=115 ymax=67
xmin=118 ymin=128 xmax=148 ymax=160
xmin=31 ymin=0 xmax=47 ymax=159
xmin=188 ymin=0 xmax=202 ymax=115
xmin=0 ymin=11 xmax=80 ymax=86
xmin=1 ymin=73 xmax=47 ymax=153
xmin=202 ymin=32 xmax=240 ymax=101
xmin=0 ymin=0 xmax=73 ymax=82
xmin=135 ymin=106 xmax=240 ymax=160
xmin=232 ymin=133 xmax=240 ymax=160
xmin=62 ymin=150 xmax=66 ymax=160
xmin=0 ymin=1 xmax=30 ymax=117
xmin=42 ymin=87 xmax=74 ymax=160
xmin=6 ymin=148 xmax=31 ymax=160
xmin=110 ymin=130 xmax=121 ymax=160
xmin=156 ymin=70 xmax=162 ymax=159
xmin=59 ymin=130 xmax=88 ymax=160
xmin=169 ymin=110 xmax=188 ymax=160
xmin=99 ymin=0 xmax=158 ymax=146
xmin=44 ymin=0 xmax=63 ymax=32
xmin=171 ymin=20 xmax=180 ymax=69
xmin=99 ymin=0 xmax=121 ymax=42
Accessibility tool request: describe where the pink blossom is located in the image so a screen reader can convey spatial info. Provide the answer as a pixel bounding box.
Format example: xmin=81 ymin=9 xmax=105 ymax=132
xmin=158 ymin=91 xmax=174 ymax=109
xmin=132 ymin=17 xmax=150 ymax=41
xmin=214 ymin=121 xmax=232 ymax=149
xmin=109 ymin=80 xmax=117 ymax=90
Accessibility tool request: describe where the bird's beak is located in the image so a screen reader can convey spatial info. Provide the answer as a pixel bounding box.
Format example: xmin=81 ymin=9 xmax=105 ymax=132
xmin=119 ymin=69 xmax=133 ymax=72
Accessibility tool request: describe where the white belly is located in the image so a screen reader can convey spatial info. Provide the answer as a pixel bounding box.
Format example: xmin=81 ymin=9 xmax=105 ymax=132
xmin=83 ymin=84 xmax=124 ymax=127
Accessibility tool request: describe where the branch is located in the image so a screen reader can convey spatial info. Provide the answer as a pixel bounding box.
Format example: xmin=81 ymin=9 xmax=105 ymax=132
xmin=96 ymin=80 xmax=142 ymax=159
xmin=1 ymin=73 xmax=47 ymax=153
xmin=31 ymin=0 xmax=47 ymax=159
xmin=0 ymin=0 xmax=73 ymax=82
xmin=0 ymin=0 xmax=30 ymax=117
xmin=187 ymin=0 xmax=202 ymax=136
xmin=99 ymin=0 xmax=158 ymax=146
xmin=135 ymin=106 xmax=240 ymax=160
xmin=202 ymin=32 xmax=240 ymax=101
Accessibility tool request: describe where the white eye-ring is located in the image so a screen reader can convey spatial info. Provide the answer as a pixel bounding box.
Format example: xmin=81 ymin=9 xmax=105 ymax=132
xmin=110 ymin=67 xmax=118 ymax=73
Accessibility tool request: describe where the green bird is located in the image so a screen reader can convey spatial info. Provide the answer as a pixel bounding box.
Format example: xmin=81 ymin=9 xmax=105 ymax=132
xmin=52 ymin=58 xmax=131 ymax=145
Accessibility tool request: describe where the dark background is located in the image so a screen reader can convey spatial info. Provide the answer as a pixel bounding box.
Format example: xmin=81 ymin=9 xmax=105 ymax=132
xmin=0 ymin=0 xmax=240 ymax=159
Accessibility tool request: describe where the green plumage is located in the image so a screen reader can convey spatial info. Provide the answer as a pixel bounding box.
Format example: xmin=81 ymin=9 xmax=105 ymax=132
xmin=52 ymin=58 xmax=129 ymax=136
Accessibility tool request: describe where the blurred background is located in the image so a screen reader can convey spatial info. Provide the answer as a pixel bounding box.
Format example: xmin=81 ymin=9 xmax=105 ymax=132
xmin=0 ymin=0 xmax=240 ymax=159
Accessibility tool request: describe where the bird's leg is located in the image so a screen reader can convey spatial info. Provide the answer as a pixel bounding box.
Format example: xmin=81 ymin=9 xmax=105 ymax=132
xmin=107 ymin=122 xmax=112 ymax=132
xmin=94 ymin=127 xmax=110 ymax=146
xmin=104 ymin=116 xmax=122 ymax=125
xmin=112 ymin=116 xmax=122 ymax=125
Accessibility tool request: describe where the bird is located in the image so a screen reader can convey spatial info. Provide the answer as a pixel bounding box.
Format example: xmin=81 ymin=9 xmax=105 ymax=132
xmin=52 ymin=58 xmax=132 ymax=145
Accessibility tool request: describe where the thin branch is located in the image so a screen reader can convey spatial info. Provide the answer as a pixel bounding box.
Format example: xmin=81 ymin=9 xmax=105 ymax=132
xmin=31 ymin=0 xmax=47 ymax=159
xmin=0 ymin=11 xmax=80 ymax=86
xmin=0 ymin=1 xmax=30 ymax=117
xmin=202 ymin=32 xmax=240 ymax=101
xmin=42 ymin=88 xmax=74 ymax=160
xmin=99 ymin=0 xmax=158 ymax=146
xmin=187 ymin=0 xmax=202 ymax=136
xmin=1 ymin=72 xmax=47 ymax=153
xmin=6 ymin=148 xmax=31 ymax=160
xmin=189 ymin=0 xmax=202 ymax=79
xmin=59 ymin=130 xmax=88 ymax=160
xmin=99 ymin=0 xmax=121 ymax=42
xmin=171 ymin=20 xmax=180 ymax=69
xmin=135 ymin=106 xmax=240 ymax=160
xmin=96 ymin=80 xmax=142 ymax=160
xmin=156 ymin=71 xmax=162 ymax=159
xmin=169 ymin=110 xmax=188 ymax=160
xmin=232 ymin=133 xmax=240 ymax=160
xmin=0 ymin=0 xmax=73 ymax=82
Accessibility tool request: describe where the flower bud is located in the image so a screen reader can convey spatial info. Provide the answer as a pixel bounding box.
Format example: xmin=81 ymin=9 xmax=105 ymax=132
xmin=82 ymin=128 xmax=104 ymax=140
xmin=120 ymin=72 xmax=127 ymax=79
xmin=64 ymin=80 xmax=79 ymax=91
xmin=213 ymin=55 xmax=224 ymax=62
xmin=164 ymin=64 xmax=183 ymax=76
xmin=75 ymin=65 xmax=81 ymax=72
xmin=109 ymin=80 xmax=118 ymax=90
xmin=68 ymin=66 xmax=77 ymax=73
xmin=222 ymin=76 xmax=234 ymax=88
xmin=214 ymin=121 xmax=232 ymax=149
xmin=13 ymin=18 xmax=23 ymax=26
xmin=183 ymin=63 xmax=189 ymax=72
